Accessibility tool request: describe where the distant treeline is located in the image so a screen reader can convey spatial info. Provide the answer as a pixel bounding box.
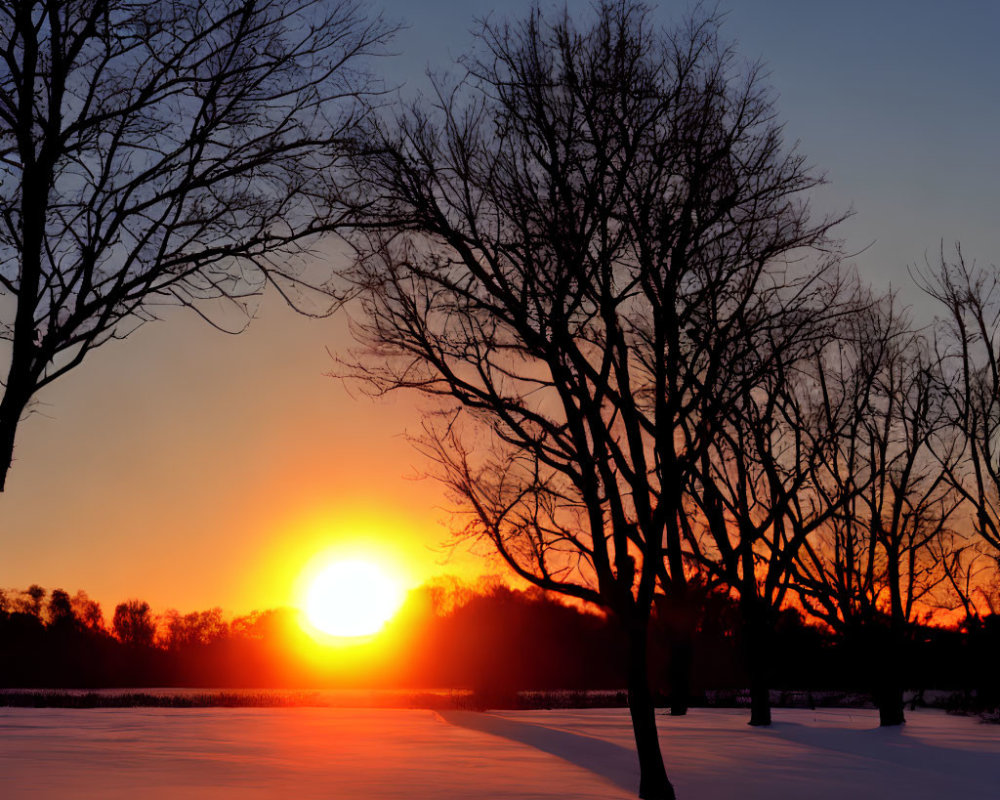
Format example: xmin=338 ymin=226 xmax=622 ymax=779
xmin=1 ymin=579 xmax=997 ymax=708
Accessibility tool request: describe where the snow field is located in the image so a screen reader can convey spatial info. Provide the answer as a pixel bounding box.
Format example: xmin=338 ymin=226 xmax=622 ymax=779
xmin=0 ymin=706 xmax=996 ymax=798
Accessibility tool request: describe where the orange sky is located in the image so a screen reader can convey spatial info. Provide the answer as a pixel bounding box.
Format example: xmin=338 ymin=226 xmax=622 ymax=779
xmin=0 ymin=282 xmax=489 ymax=618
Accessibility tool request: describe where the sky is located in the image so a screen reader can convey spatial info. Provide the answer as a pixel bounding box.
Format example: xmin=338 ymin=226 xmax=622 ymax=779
xmin=1 ymin=0 xmax=998 ymax=617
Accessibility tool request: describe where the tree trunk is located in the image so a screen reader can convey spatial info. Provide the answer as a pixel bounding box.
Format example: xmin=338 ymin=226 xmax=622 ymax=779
xmin=661 ymin=588 xmax=696 ymax=716
xmin=668 ymin=631 xmax=692 ymax=716
xmin=748 ymin=677 xmax=771 ymax=727
xmin=0 ymin=414 xmax=16 ymax=492
xmin=876 ymin=683 xmax=905 ymax=726
xmin=626 ymin=624 xmax=676 ymax=800
xmin=743 ymin=603 xmax=772 ymax=727
xmin=4 ymin=111 xmax=50 ymax=494
xmin=0 ymin=389 xmax=29 ymax=492
xmin=873 ymin=627 xmax=905 ymax=726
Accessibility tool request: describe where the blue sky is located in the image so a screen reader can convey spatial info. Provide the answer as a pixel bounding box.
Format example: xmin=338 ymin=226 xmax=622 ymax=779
xmin=380 ymin=0 xmax=1000 ymax=300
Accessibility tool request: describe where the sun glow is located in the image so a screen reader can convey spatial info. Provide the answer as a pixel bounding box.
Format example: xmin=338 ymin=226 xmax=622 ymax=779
xmin=304 ymin=559 xmax=404 ymax=638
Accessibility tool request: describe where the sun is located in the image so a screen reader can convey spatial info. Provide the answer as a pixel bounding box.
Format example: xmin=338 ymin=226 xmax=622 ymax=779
xmin=304 ymin=559 xmax=404 ymax=638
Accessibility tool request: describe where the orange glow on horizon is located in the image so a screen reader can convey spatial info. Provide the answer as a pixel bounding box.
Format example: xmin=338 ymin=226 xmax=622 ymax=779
xmin=248 ymin=503 xmax=483 ymax=620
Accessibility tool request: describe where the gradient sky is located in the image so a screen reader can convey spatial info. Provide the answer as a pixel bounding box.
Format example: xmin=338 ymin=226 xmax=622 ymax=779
xmin=1 ymin=0 xmax=997 ymax=617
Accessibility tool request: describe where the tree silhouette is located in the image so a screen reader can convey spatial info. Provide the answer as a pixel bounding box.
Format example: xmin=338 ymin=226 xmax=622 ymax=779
xmin=348 ymin=2 xmax=841 ymax=796
xmin=112 ymin=599 xmax=155 ymax=648
xmin=162 ymin=607 xmax=227 ymax=649
xmin=919 ymin=249 xmax=1000 ymax=562
xmin=46 ymin=587 xmax=74 ymax=627
xmin=684 ymin=279 xmax=856 ymax=725
xmin=0 ymin=0 xmax=392 ymax=489
xmin=0 ymin=578 xmax=996 ymax=701
xmin=70 ymin=589 xmax=103 ymax=631
xmin=22 ymin=583 xmax=45 ymax=617
xmin=793 ymin=297 xmax=962 ymax=725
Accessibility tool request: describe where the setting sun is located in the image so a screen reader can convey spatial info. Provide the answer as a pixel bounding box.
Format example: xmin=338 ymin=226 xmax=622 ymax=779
xmin=304 ymin=560 xmax=404 ymax=638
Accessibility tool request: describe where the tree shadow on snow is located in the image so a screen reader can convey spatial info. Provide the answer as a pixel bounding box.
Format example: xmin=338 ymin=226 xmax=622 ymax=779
xmin=767 ymin=719 xmax=999 ymax=783
xmin=437 ymin=710 xmax=637 ymax=794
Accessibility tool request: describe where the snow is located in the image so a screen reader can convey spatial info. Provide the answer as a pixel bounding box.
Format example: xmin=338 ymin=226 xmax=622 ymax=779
xmin=488 ymin=709 xmax=1000 ymax=799
xmin=0 ymin=706 xmax=997 ymax=798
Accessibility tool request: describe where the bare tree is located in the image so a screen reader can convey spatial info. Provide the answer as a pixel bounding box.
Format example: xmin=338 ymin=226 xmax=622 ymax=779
xmin=929 ymin=529 xmax=994 ymax=625
xmin=346 ymin=3 xmax=841 ymax=797
xmin=919 ymin=248 xmax=1000 ymax=559
xmin=917 ymin=248 xmax=1000 ymax=712
xmin=684 ymin=281 xmax=856 ymax=726
xmin=793 ymin=298 xmax=962 ymax=725
xmin=0 ymin=0 xmax=392 ymax=488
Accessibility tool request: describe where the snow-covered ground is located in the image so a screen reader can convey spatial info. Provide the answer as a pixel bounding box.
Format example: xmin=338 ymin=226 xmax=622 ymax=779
xmin=0 ymin=706 xmax=996 ymax=798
